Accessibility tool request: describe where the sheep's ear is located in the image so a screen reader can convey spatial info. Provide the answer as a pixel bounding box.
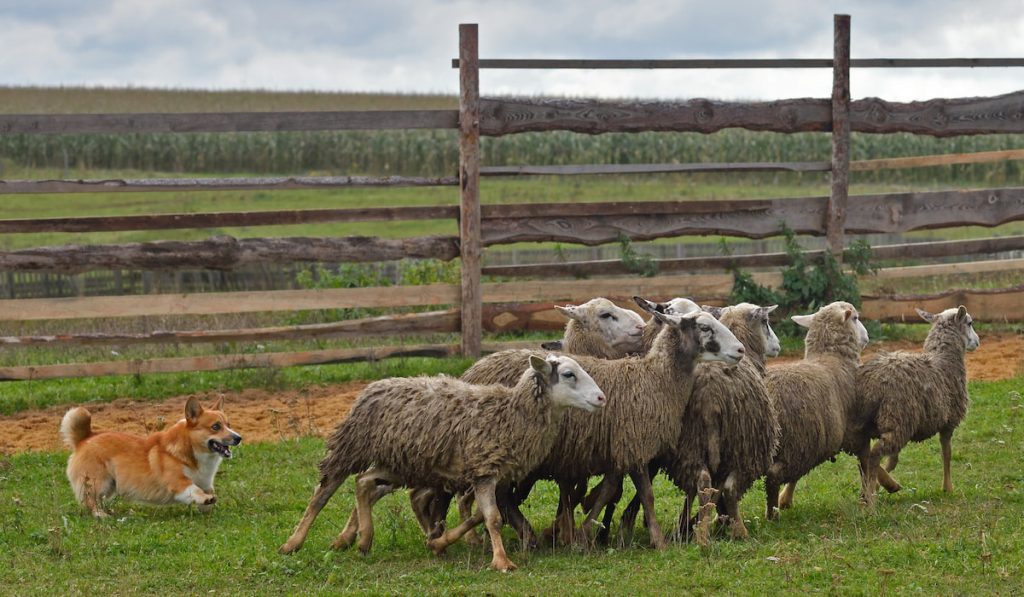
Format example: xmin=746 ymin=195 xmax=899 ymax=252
xmin=701 ymin=305 xmax=724 ymax=320
xmin=764 ymin=305 xmax=779 ymax=314
xmin=540 ymin=340 xmax=563 ymax=351
xmin=632 ymin=296 xmax=659 ymax=314
xmin=529 ymin=354 xmax=552 ymax=376
xmin=677 ymin=312 xmax=699 ymax=330
xmin=185 ymin=396 xmax=203 ymax=424
xmin=915 ymin=308 xmax=935 ymax=323
xmin=555 ymin=305 xmax=581 ymax=321
xmin=650 ymin=310 xmax=674 ymax=326
xmin=843 ymin=308 xmax=854 ymax=322
xmin=791 ymin=314 xmax=814 ymax=328
xmin=753 ymin=305 xmax=778 ymax=320
xmin=210 ymin=395 xmax=224 ymax=411
xmin=956 ymin=305 xmax=968 ymax=320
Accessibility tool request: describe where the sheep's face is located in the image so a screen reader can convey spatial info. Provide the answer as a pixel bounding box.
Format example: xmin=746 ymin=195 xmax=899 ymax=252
xmin=918 ymin=305 xmax=980 ymax=351
xmin=726 ymin=302 xmax=781 ymax=357
xmin=556 ymin=298 xmax=646 ymax=353
xmin=529 ymin=355 xmax=606 ymax=412
xmin=669 ymin=311 xmax=745 ymax=366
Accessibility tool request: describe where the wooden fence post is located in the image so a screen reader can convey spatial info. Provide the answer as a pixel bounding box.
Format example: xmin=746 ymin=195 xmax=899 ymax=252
xmin=828 ymin=14 xmax=851 ymax=258
xmin=459 ymin=23 xmax=482 ymax=357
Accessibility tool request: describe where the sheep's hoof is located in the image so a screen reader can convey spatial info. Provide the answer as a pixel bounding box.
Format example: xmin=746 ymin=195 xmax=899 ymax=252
xmin=491 ymin=557 xmax=518 ymax=572
xmin=730 ymin=520 xmax=749 ymax=540
xmin=426 ymin=537 xmax=449 ymax=556
xmin=278 ymin=539 xmax=302 ymax=555
xmin=331 ymin=533 xmax=355 ymax=551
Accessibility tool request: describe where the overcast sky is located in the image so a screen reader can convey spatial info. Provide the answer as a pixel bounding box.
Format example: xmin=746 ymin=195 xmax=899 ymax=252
xmin=2 ymin=0 xmax=1023 ymax=101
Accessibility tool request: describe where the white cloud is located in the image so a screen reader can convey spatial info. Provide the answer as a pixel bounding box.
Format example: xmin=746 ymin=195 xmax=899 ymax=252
xmin=0 ymin=0 xmax=1022 ymax=101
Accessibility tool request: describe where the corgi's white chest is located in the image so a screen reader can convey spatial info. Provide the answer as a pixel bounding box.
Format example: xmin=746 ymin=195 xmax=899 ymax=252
xmin=186 ymin=452 xmax=223 ymax=490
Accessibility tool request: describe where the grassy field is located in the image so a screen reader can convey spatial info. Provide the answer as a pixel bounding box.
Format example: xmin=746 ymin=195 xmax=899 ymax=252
xmin=1 ymin=377 xmax=1020 ymax=595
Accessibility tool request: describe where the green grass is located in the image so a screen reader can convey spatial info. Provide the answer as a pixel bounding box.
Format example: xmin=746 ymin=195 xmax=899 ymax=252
xmin=1 ymin=378 xmax=1020 ymax=594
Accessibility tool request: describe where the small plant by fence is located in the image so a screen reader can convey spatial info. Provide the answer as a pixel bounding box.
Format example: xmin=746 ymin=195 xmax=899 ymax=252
xmin=1 ymin=15 xmax=1024 ymax=381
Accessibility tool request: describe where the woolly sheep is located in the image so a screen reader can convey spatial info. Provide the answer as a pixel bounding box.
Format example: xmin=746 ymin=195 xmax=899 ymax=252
xmin=610 ymin=302 xmax=780 ymax=546
xmin=542 ymin=297 xmax=647 ymax=358
xmin=461 ymin=305 xmax=746 ymax=549
xmin=278 ymin=354 xmax=606 ymax=571
xmin=763 ymin=301 xmax=869 ymax=520
xmin=854 ymin=306 xmax=979 ymax=506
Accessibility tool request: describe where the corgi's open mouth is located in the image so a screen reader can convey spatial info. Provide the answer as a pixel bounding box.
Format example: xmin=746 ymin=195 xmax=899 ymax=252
xmin=208 ymin=439 xmax=233 ymax=458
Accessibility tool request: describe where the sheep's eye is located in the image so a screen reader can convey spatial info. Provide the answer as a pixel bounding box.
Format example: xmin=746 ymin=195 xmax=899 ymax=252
xmin=599 ymin=313 xmax=616 ymax=321
xmin=561 ymin=371 xmax=576 ymax=380
xmin=211 ymin=423 xmax=222 ymax=431
xmin=699 ymin=324 xmax=710 ymax=332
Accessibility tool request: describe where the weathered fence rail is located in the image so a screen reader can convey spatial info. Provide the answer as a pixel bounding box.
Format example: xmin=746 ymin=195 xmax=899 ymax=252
xmin=2 ymin=14 xmax=1023 ymax=380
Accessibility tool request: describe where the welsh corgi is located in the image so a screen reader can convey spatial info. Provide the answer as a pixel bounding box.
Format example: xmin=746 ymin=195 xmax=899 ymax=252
xmin=61 ymin=396 xmax=242 ymax=516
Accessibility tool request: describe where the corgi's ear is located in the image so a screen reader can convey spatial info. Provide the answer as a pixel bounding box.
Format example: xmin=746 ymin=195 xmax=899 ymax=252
xmin=185 ymin=396 xmax=203 ymax=424
xmin=211 ymin=396 xmax=224 ymax=411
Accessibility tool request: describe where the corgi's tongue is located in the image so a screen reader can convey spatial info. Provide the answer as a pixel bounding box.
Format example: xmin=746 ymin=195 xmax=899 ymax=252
xmin=208 ymin=440 xmax=232 ymax=458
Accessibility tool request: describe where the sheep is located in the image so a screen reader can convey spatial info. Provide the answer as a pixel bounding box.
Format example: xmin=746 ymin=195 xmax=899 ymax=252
xmin=854 ymin=306 xmax=980 ymax=507
xmin=763 ymin=301 xmax=869 ymax=520
xmin=278 ymin=354 xmax=606 ymax=572
xmin=460 ymin=304 xmax=746 ymax=549
xmin=616 ymin=302 xmax=782 ymax=547
xmin=539 ymin=297 xmax=647 ymax=358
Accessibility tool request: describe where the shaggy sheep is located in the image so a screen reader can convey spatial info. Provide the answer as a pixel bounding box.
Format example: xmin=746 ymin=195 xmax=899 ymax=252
xmin=763 ymin=301 xmax=869 ymax=520
xmin=615 ymin=302 xmax=781 ymax=546
xmin=854 ymin=306 xmax=979 ymax=506
xmin=543 ymin=297 xmax=647 ymax=358
xmin=278 ymin=354 xmax=606 ymax=571
xmin=461 ymin=305 xmax=746 ymax=549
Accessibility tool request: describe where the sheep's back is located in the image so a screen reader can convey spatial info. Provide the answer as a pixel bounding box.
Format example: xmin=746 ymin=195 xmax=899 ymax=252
xmin=321 ymin=375 xmax=554 ymax=489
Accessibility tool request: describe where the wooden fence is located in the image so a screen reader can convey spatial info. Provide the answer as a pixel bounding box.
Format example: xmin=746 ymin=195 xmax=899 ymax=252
xmin=2 ymin=15 xmax=1024 ymax=380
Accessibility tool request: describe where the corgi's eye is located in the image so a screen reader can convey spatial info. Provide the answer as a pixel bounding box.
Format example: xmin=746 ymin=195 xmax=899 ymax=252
xmin=211 ymin=423 xmax=222 ymax=431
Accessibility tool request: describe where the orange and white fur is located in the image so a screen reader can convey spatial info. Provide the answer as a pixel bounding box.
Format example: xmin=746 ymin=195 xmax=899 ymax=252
xmin=61 ymin=397 xmax=242 ymax=516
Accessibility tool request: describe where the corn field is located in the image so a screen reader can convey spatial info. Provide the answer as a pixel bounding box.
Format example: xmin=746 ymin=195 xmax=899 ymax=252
xmin=2 ymin=87 xmax=1024 ymax=184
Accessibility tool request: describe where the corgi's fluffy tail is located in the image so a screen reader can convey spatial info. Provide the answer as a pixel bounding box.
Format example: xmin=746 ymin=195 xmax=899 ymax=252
xmin=60 ymin=407 xmax=93 ymax=450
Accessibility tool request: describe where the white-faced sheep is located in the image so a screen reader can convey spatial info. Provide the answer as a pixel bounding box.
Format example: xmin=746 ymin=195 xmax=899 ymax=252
xmin=278 ymin=354 xmax=605 ymax=571
xmin=854 ymin=306 xmax=979 ymax=507
xmin=763 ymin=301 xmax=869 ymax=520
xmin=614 ymin=302 xmax=781 ymax=546
xmin=540 ymin=297 xmax=647 ymax=358
xmin=461 ymin=306 xmax=746 ymax=549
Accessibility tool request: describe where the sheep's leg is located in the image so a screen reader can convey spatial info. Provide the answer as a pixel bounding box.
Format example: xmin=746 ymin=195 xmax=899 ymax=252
xmin=631 ymin=469 xmax=667 ymax=550
xmin=475 ymin=478 xmax=518 ymax=571
xmin=940 ymin=429 xmax=954 ymax=492
xmin=548 ymin=481 xmax=578 ymax=547
xmin=354 ymin=472 xmax=396 ymax=554
xmin=693 ymin=469 xmax=717 ymax=548
xmin=885 ymin=453 xmax=899 ymax=472
xmin=675 ymin=492 xmax=695 ymax=543
xmin=778 ymin=479 xmax=797 ymax=510
xmin=426 ymin=509 xmax=484 ymax=556
xmin=721 ymin=472 xmax=747 ymax=540
xmin=876 ymin=466 xmax=902 ymax=494
xmin=617 ymin=493 xmax=641 ymax=548
xmin=579 ymin=474 xmax=621 ymax=547
xmin=856 ymin=442 xmax=877 ymax=508
xmin=583 ymin=476 xmax=623 ymax=545
xmin=333 ymin=480 xmax=394 ymax=550
xmin=409 ymin=487 xmax=437 ymax=536
xmin=279 ymin=473 xmax=347 ymax=554
xmin=498 ymin=486 xmax=537 ymax=551
xmin=457 ymin=490 xmax=484 ymax=546
xmin=764 ymin=466 xmax=782 ymax=521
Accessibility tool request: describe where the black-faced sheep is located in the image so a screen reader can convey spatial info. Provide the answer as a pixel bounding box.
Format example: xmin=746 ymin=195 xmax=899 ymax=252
xmin=854 ymin=306 xmax=979 ymax=506
xmin=461 ymin=307 xmax=746 ymax=549
xmin=763 ymin=301 xmax=869 ymax=520
xmin=278 ymin=354 xmax=605 ymax=571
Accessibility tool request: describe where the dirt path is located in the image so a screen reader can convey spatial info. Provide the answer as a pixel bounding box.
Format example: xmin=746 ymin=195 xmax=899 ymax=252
xmin=2 ymin=334 xmax=1021 ymax=455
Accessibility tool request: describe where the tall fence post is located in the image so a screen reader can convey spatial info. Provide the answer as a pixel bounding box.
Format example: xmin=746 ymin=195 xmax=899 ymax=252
xmin=828 ymin=14 xmax=851 ymax=259
xmin=458 ymin=23 xmax=482 ymax=357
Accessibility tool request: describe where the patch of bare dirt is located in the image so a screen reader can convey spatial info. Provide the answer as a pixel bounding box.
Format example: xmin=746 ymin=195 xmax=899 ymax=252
xmin=2 ymin=334 xmax=1021 ymax=455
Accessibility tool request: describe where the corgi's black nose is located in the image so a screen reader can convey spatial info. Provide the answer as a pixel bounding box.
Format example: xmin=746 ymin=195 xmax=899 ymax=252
xmin=231 ymin=434 xmax=243 ymax=445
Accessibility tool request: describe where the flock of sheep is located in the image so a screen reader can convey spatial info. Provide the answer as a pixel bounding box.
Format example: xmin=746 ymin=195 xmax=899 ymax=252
xmin=278 ymin=296 xmax=979 ymax=571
